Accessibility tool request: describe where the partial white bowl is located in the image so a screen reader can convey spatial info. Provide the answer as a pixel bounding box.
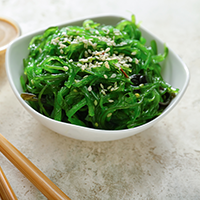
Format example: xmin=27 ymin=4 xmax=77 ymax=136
xmin=6 ymin=14 xmax=189 ymax=141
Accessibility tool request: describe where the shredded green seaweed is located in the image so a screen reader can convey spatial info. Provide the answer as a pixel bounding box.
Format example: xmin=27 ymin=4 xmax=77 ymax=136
xmin=21 ymin=15 xmax=179 ymax=130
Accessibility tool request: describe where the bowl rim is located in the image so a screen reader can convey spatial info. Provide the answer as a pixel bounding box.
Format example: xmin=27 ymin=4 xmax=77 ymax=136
xmin=5 ymin=13 xmax=190 ymax=135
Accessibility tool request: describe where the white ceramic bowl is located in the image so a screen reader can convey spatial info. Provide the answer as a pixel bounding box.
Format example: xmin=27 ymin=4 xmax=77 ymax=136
xmin=6 ymin=14 xmax=189 ymax=141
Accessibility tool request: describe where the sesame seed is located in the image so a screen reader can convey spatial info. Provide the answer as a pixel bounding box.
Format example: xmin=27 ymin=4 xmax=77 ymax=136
xmin=107 ymin=86 xmax=112 ymax=90
xmin=101 ymin=89 xmax=106 ymax=95
xmin=105 ymin=61 xmax=110 ymax=69
xmin=63 ymin=66 xmax=69 ymax=70
xmin=95 ymin=52 xmax=101 ymax=56
xmin=135 ymin=58 xmax=139 ymax=64
xmin=100 ymin=83 xmax=104 ymax=89
xmin=110 ymin=73 xmax=116 ymax=78
xmin=88 ymin=85 xmax=92 ymax=92
xmin=105 ymin=47 xmax=110 ymax=52
xmin=115 ymin=63 xmax=121 ymax=69
xmin=123 ymin=63 xmax=130 ymax=68
xmin=88 ymin=49 xmax=92 ymax=54
xmin=104 ymin=74 xmax=108 ymax=79
xmin=89 ymin=40 xmax=93 ymax=46
xmin=60 ymin=49 xmax=64 ymax=54
xmin=108 ymin=99 xmax=114 ymax=103
xmin=120 ymin=42 xmax=127 ymax=45
xmin=107 ymin=113 xmax=112 ymax=118
xmin=139 ymin=84 xmax=144 ymax=87
xmin=131 ymin=51 xmax=137 ymax=55
xmin=79 ymin=58 xmax=88 ymax=62
xmin=83 ymin=75 xmax=88 ymax=79
xmin=60 ymin=44 xmax=66 ymax=49
xmin=92 ymin=43 xmax=97 ymax=49
xmin=81 ymin=65 xmax=86 ymax=70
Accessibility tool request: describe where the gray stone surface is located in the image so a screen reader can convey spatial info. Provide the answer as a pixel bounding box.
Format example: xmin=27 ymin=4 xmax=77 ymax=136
xmin=0 ymin=0 xmax=200 ymax=199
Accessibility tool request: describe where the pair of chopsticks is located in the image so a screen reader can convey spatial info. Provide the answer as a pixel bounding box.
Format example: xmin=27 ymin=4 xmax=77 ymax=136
xmin=0 ymin=133 xmax=71 ymax=200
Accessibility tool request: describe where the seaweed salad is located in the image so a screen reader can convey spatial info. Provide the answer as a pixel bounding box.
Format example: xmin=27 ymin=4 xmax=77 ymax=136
xmin=21 ymin=15 xmax=178 ymax=130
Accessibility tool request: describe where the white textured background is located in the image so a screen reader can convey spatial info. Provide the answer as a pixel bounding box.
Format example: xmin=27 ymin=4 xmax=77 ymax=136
xmin=0 ymin=0 xmax=200 ymax=199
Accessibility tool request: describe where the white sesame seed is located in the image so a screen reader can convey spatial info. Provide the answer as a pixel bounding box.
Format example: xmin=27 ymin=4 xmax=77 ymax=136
xmin=107 ymin=85 xmax=112 ymax=90
xmin=107 ymin=113 xmax=112 ymax=118
xmin=131 ymin=51 xmax=137 ymax=55
xmin=92 ymin=43 xmax=97 ymax=49
xmin=139 ymin=84 xmax=144 ymax=87
xmin=115 ymin=63 xmax=121 ymax=69
xmin=108 ymin=99 xmax=114 ymax=103
xmin=79 ymin=58 xmax=88 ymax=62
xmin=101 ymin=89 xmax=106 ymax=95
xmin=59 ymin=44 xmax=66 ymax=49
xmin=135 ymin=58 xmax=139 ymax=64
xmin=95 ymin=52 xmax=101 ymax=56
xmin=120 ymin=42 xmax=127 ymax=45
xmin=105 ymin=47 xmax=110 ymax=52
xmin=104 ymin=74 xmax=108 ymax=79
xmin=88 ymin=49 xmax=92 ymax=54
xmin=110 ymin=73 xmax=116 ymax=78
xmin=63 ymin=66 xmax=69 ymax=70
xmin=81 ymin=65 xmax=86 ymax=70
xmin=60 ymin=49 xmax=64 ymax=54
xmin=123 ymin=63 xmax=130 ymax=68
xmin=88 ymin=85 xmax=92 ymax=92
xmin=100 ymin=83 xmax=104 ymax=89
xmin=105 ymin=61 xmax=110 ymax=69
xmin=89 ymin=40 xmax=93 ymax=46
xmin=83 ymin=75 xmax=88 ymax=79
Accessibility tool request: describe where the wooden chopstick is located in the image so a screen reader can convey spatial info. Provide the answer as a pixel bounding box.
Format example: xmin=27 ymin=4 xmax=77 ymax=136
xmin=0 ymin=133 xmax=71 ymax=200
xmin=0 ymin=166 xmax=18 ymax=200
